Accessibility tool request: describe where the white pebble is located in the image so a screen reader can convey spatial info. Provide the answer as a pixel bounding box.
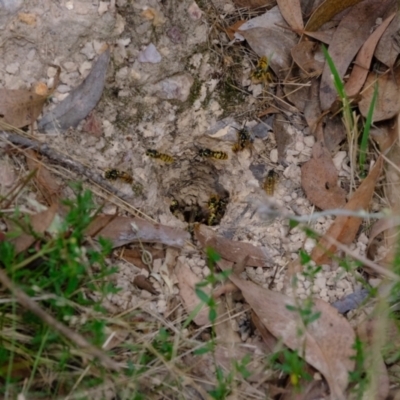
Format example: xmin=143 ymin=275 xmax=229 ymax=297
xmin=315 ymin=277 xmax=327 ymax=289
xmin=303 ymin=135 xmax=315 ymax=148
xmin=332 ymin=151 xmax=347 ymax=171
xmin=304 ymin=237 xmax=315 ymax=253
xmin=270 ymin=148 xmax=278 ymax=163
xmin=138 ymin=43 xmax=162 ymax=63
xmin=295 ymin=141 xmax=304 ymax=152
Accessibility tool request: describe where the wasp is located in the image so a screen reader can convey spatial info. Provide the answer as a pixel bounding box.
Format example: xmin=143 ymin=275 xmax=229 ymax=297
xmin=146 ymin=149 xmax=174 ymax=163
xmin=264 ymin=170 xmax=278 ymax=196
xmin=251 ymin=56 xmax=272 ymax=84
xmin=170 ymin=199 xmax=180 ymax=216
xmin=104 ymin=168 xmax=133 ymax=184
xmin=206 ymin=195 xmax=228 ymax=226
xmin=198 ymin=148 xmax=228 ymax=160
xmin=232 ymin=128 xmax=253 ymax=153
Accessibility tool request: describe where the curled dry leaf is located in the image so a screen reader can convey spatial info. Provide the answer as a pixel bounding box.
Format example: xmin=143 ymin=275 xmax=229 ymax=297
xmin=238 ymin=6 xmax=298 ymax=79
xmin=86 ymin=215 xmax=190 ymax=248
xmin=301 ymin=141 xmax=346 ymax=210
xmin=38 ymin=47 xmax=110 ymax=133
xmin=218 ymin=260 xmax=355 ymax=400
xmin=175 ymin=258 xmax=210 ymax=326
xmin=276 ymin=0 xmax=303 ymax=31
xmin=311 ymin=157 xmax=383 ymax=265
xmin=291 ymin=40 xmax=324 ymax=78
xmin=133 ymin=275 xmax=158 ymax=295
xmin=359 ymin=66 xmax=400 ymax=123
xmin=305 ymin=0 xmax=365 ymax=32
xmin=345 ymin=13 xmax=395 ymax=98
xmin=319 ymin=0 xmax=393 ymax=111
xmin=0 ymin=88 xmax=47 ymax=128
xmin=194 ymin=224 xmax=275 ymax=268
xmin=375 ymin=11 xmax=400 ymax=68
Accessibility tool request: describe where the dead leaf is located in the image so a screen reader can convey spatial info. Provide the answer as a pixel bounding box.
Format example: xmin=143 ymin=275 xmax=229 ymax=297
xmin=359 ymin=67 xmax=400 ymax=123
xmin=238 ymin=6 xmax=298 ymax=79
xmin=303 ymin=29 xmax=335 ymax=45
xmin=322 ymin=114 xmax=346 ymax=152
xmin=305 ymin=0 xmax=366 ymax=32
xmin=301 ymin=141 xmax=346 ymax=210
xmin=25 ymin=150 xmax=61 ymax=205
xmin=194 ymin=224 xmax=275 ymax=268
xmin=218 ymin=261 xmax=355 ymax=400
xmin=86 ymin=215 xmax=190 ymax=248
xmin=120 ymin=248 xmax=165 ymax=271
xmin=225 ymin=20 xmax=245 ymax=41
xmin=175 ymin=259 xmax=210 ymax=326
xmin=375 ymin=10 xmax=400 ymax=68
xmin=232 ymin=0 xmax=274 ymax=9
xmin=11 ymin=203 xmax=58 ymax=253
xmin=291 ymin=40 xmax=324 ymax=77
xmin=319 ymin=0 xmax=394 ymax=111
xmin=276 ymin=0 xmax=304 ymax=31
xmin=0 ymin=88 xmax=47 ymax=128
xmin=345 ymin=13 xmax=396 ymax=98
xmin=38 ymin=47 xmax=110 ymax=133
xmin=311 ymin=157 xmax=383 ymax=265
xmin=133 ymin=275 xmax=158 ymax=295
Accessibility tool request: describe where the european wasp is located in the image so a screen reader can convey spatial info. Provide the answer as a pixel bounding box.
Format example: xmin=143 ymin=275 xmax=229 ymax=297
xmin=146 ymin=149 xmax=174 ymax=163
xmin=250 ymin=56 xmax=272 ymax=84
xmin=104 ymin=169 xmax=133 ymax=184
xmin=264 ymin=170 xmax=278 ymax=196
xmin=206 ymin=195 xmax=228 ymax=226
xmin=198 ymin=148 xmax=228 ymax=160
xmin=232 ymin=128 xmax=253 ymax=153
xmin=170 ymin=199 xmax=180 ymax=216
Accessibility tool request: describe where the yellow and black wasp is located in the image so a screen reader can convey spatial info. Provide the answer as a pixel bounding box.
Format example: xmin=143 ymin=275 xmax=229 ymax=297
xmin=232 ymin=127 xmax=254 ymax=153
xmin=250 ymin=56 xmax=272 ymax=84
xmin=146 ymin=149 xmax=174 ymax=163
xmin=264 ymin=170 xmax=278 ymax=196
xmin=207 ymin=194 xmax=228 ymax=226
xmin=104 ymin=168 xmax=133 ymax=184
xmin=198 ymin=148 xmax=228 ymax=160
xmin=169 ymin=199 xmax=180 ymax=216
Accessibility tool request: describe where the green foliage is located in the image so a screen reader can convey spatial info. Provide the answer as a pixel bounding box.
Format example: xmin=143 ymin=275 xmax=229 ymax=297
xmin=348 ymin=337 xmax=369 ymax=399
xmin=0 ymin=184 xmax=118 ymax=397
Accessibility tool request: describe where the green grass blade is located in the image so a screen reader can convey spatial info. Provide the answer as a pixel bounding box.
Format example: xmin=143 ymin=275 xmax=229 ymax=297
xmin=321 ymin=45 xmax=346 ymax=101
xmin=359 ymin=82 xmax=378 ymax=173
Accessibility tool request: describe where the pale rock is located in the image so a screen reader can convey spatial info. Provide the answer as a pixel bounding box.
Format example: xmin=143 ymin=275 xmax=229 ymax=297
xmin=65 ymin=1 xmax=74 ymax=10
xmin=333 ymin=151 xmax=347 ymax=171
xmin=138 ymin=43 xmax=162 ymax=63
xmin=315 ymin=276 xmax=327 ymax=289
xmin=188 ymin=1 xmax=202 ymax=20
xmin=369 ymin=278 xmax=381 ymax=288
xmin=155 ymin=73 xmax=194 ymax=102
xmin=358 ymin=233 xmax=368 ymax=245
xmin=79 ymin=61 xmax=92 ymax=76
xmin=47 ymin=66 xmax=57 ymax=78
xmin=192 ymin=266 xmax=202 ymax=276
xmin=57 ymin=84 xmax=70 ymax=94
xmin=116 ymin=66 xmax=129 ymax=80
xmin=80 ymin=42 xmax=96 ymax=60
xmin=157 ymin=299 xmax=167 ymax=313
xmin=63 ymin=61 xmax=77 ymax=72
xmin=303 ymin=135 xmax=315 ymax=148
xmin=140 ymin=290 xmax=152 ymax=299
xmin=270 ymin=148 xmax=278 ymax=163
xmin=98 ymin=1 xmax=109 ymax=16
xmin=6 ymin=62 xmax=19 ymax=74
xmin=103 ymin=120 xmax=114 ymax=137
xmin=295 ymin=141 xmax=304 ymax=152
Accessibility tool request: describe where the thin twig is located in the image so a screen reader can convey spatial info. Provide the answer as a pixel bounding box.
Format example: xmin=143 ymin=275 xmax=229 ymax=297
xmin=0 ymin=267 xmax=121 ymax=371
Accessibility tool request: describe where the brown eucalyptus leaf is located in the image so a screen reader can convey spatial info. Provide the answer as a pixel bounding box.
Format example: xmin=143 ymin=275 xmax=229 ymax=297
xmin=301 ymin=141 xmax=346 ymax=210
xmin=305 ymin=0 xmax=364 ymax=31
xmin=311 ymin=157 xmax=383 ymax=265
xmin=276 ymin=0 xmax=304 ymax=31
xmin=133 ymin=275 xmax=158 ymax=295
xmin=345 ymin=13 xmax=395 ymax=98
xmin=375 ymin=10 xmax=400 ymax=68
xmin=86 ymin=215 xmax=190 ymax=248
xmin=194 ymin=224 xmax=275 ymax=267
xmin=238 ymin=6 xmax=298 ymax=78
xmin=0 ymin=87 xmax=47 ymax=128
xmin=176 ymin=259 xmax=210 ymax=326
xmin=218 ymin=261 xmax=355 ymax=400
xmin=291 ymin=40 xmax=324 ymax=77
xmin=319 ymin=0 xmax=394 ymax=111
xmin=359 ymin=67 xmax=400 ymax=122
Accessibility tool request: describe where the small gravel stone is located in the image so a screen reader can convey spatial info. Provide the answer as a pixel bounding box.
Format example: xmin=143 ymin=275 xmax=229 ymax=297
xmin=270 ymin=148 xmax=278 ymax=163
xmin=295 ymin=141 xmax=304 ymax=152
xmin=6 ymin=62 xmax=19 ymax=74
xmin=303 ymin=135 xmax=315 ymax=148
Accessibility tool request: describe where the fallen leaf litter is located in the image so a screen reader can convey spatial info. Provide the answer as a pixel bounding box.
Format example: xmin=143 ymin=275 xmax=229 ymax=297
xmin=0 ymin=0 xmax=394 ymax=394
